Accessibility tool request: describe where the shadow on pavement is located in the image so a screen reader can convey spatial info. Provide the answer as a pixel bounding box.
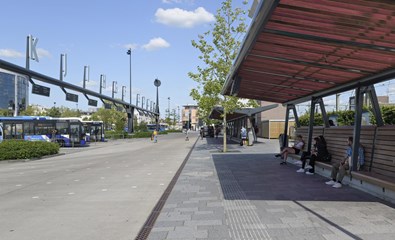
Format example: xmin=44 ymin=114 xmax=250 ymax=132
xmin=212 ymin=153 xmax=395 ymax=205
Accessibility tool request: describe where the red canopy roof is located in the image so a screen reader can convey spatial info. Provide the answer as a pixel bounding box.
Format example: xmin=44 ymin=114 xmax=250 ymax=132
xmin=222 ymin=0 xmax=395 ymax=104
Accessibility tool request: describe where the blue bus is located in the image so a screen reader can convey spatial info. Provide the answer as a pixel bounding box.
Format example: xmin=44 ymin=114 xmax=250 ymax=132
xmin=0 ymin=116 xmax=87 ymax=147
xmin=147 ymin=123 xmax=168 ymax=132
xmin=82 ymin=120 xmax=105 ymax=142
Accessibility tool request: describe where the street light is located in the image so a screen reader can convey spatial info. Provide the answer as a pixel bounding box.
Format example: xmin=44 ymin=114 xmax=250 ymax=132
xmin=167 ymin=97 xmax=170 ymax=119
xmin=154 ymin=78 xmax=161 ymax=131
xmin=127 ymin=48 xmax=132 ymax=133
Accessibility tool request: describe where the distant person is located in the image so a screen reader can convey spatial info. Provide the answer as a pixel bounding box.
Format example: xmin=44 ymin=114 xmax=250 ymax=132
xmin=152 ymin=129 xmax=158 ymax=143
xmin=329 ymin=120 xmax=335 ymax=126
xmin=325 ymin=137 xmax=364 ymax=188
xmin=51 ymin=129 xmax=58 ymax=142
xmin=240 ymin=126 xmax=247 ymax=146
xmin=215 ymin=127 xmax=220 ymax=139
xmin=200 ymin=127 xmax=204 ymax=140
xmin=185 ymin=128 xmax=189 ymax=141
xmin=254 ymin=125 xmax=259 ymax=142
xmin=275 ymin=135 xmax=304 ymax=165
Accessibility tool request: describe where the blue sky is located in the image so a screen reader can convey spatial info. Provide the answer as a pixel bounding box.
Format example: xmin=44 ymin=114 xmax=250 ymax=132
xmin=1 ymin=0 xmax=394 ymax=117
xmin=0 ymin=0 xmax=250 ymax=114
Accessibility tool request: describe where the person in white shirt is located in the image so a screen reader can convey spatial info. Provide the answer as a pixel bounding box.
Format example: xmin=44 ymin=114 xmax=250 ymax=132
xmin=275 ymin=135 xmax=305 ymax=165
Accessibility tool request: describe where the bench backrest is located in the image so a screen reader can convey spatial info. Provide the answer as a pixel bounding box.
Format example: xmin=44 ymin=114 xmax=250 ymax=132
xmin=372 ymin=126 xmax=395 ymax=179
xmin=295 ymin=125 xmax=395 ymax=182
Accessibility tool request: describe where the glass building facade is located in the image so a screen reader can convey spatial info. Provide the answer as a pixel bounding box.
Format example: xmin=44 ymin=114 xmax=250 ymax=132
xmin=0 ymin=70 xmax=29 ymax=110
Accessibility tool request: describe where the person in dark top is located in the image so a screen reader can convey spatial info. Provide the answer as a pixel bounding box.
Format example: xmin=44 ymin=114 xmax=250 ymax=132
xmin=297 ymin=136 xmax=329 ymax=175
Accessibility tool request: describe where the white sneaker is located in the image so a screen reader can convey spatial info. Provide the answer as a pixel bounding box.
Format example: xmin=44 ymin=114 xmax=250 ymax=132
xmin=305 ymin=171 xmax=314 ymax=175
xmin=305 ymin=165 xmax=312 ymax=170
xmin=296 ymin=168 xmax=305 ymax=173
xmin=295 ymin=160 xmax=302 ymax=165
xmin=325 ymin=180 xmax=336 ymax=185
xmin=332 ymin=182 xmax=342 ymax=188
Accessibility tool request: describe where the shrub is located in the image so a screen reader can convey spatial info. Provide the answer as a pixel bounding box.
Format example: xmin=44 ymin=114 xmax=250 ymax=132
xmin=0 ymin=140 xmax=60 ymax=160
xmin=298 ymin=112 xmax=324 ymax=126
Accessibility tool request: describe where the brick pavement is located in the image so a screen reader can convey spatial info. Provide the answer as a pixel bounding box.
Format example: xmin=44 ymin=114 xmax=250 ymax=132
xmin=147 ymin=137 xmax=395 ymax=240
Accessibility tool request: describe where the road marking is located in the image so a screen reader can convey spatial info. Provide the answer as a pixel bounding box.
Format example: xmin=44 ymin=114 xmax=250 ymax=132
xmin=132 ymin=186 xmax=137 ymax=188
xmin=16 ymin=184 xmax=22 ymax=187
xmin=160 ymin=183 xmax=164 ymax=186
xmin=46 ymin=182 xmax=52 ymax=184
xmin=100 ymin=177 xmax=105 ymax=179
xmin=68 ymin=192 xmax=75 ymax=195
xmin=102 ymin=189 xmax=108 ymax=192
xmin=32 ymin=196 xmax=39 ymax=199
xmin=74 ymin=179 xmax=80 ymax=182
xmin=147 ymin=173 xmax=152 ymax=175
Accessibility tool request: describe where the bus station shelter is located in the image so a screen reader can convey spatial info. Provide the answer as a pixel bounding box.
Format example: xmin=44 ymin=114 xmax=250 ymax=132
xmin=209 ymin=104 xmax=278 ymax=140
xmin=221 ymin=0 xmax=395 ymax=197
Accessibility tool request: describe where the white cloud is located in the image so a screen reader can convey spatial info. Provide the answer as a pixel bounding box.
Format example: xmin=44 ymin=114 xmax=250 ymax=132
xmin=142 ymin=37 xmax=170 ymax=51
xmin=37 ymin=48 xmax=51 ymax=58
xmin=0 ymin=49 xmax=23 ymax=58
xmin=155 ymin=7 xmax=214 ymax=28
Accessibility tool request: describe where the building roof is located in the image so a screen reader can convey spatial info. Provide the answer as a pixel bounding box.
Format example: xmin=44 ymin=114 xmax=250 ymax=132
xmin=222 ymin=0 xmax=395 ymax=105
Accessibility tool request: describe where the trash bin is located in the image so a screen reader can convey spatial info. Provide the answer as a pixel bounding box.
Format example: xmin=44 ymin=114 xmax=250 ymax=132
xmin=278 ymin=133 xmax=288 ymax=150
xmin=248 ymin=130 xmax=254 ymax=146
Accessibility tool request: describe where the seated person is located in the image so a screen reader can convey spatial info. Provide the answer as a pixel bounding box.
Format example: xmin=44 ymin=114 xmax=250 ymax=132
xmin=275 ymin=135 xmax=304 ymax=165
xmin=325 ymin=137 xmax=364 ymax=188
xmin=297 ymin=135 xmax=330 ymax=175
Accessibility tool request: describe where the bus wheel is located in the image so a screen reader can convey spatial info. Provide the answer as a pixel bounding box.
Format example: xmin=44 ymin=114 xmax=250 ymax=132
xmin=57 ymin=140 xmax=65 ymax=147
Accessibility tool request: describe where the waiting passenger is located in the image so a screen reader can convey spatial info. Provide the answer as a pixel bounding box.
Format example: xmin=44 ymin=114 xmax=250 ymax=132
xmin=325 ymin=137 xmax=364 ymax=188
xmin=297 ymin=136 xmax=330 ymax=175
xmin=275 ymin=135 xmax=304 ymax=165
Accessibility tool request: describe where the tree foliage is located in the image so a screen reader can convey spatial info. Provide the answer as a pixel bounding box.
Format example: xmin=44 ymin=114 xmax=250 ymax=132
xmin=188 ymin=0 xmax=256 ymax=151
xmin=188 ymin=0 xmax=254 ymax=122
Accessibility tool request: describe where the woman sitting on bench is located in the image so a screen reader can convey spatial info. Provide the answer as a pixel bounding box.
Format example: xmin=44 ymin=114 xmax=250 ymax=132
xmin=297 ymin=136 xmax=330 ymax=175
xmin=275 ymin=135 xmax=304 ymax=165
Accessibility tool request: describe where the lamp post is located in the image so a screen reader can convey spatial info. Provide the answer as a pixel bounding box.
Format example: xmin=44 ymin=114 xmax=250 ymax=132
xmin=154 ymin=78 xmax=161 ymax=131
xmin=127 ymin=48 xmax=132 ymax=133
xmin=167 ymin=97 xmax=170 ymax=119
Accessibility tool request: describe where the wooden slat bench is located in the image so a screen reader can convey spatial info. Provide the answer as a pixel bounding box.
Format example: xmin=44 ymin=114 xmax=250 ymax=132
xmin=292 ymin=125 xmax=395 ymax=196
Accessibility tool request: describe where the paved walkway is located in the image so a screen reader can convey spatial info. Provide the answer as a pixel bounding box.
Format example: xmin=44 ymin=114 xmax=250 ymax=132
xmin=148 ymin=137 xmax=395 ymax=240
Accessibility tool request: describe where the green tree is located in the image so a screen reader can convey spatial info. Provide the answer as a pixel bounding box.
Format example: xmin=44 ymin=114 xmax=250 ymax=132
xmin=19 ymin=105 xmax=37 ymax=116
xmin=45 ymin=107 xmax=61 ymax=117
xmin=60 ymin=107 xmax=81 ymax=117
xmin=91 ymin=108 xmax=113 ymax=130
xmin=0 ymin=109 xmax=10 ymax=116
xmin=189 ymin=0 xmax=255 ymax=152
xmin=298 ymin=112 xmax=324 ymax=127
xmin=112 ymin=109 xmax=126 ymax=131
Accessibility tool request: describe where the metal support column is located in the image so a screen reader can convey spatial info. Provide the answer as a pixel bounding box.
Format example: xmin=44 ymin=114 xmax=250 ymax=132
xmin=351 ymin=86 xmax=364 ymax=172
xmin=307 ymin=98 xmax=316 ymax=153
xmin=290 ymin=104 xmax=300 ymax=128
xmin=283 ymin=104 xmax=290 ymax=148
xmin=368 ymin=85 xmax=384 ymax=127
xmin=318 ymin=98 xmax=330 ymax=128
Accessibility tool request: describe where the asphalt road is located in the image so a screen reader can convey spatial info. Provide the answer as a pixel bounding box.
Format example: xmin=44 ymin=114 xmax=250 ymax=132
xmin=0 ymin=132 xmax=197 ymax=240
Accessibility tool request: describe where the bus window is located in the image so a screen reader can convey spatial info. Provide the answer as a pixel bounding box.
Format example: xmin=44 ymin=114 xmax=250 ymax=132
xmin=15 ymin=124 xmax=23 ymax=139
xmin=24 ymin=122 xmax=34 ymax=135
xmin=56 ymin=122 xmax=68 ymax=134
